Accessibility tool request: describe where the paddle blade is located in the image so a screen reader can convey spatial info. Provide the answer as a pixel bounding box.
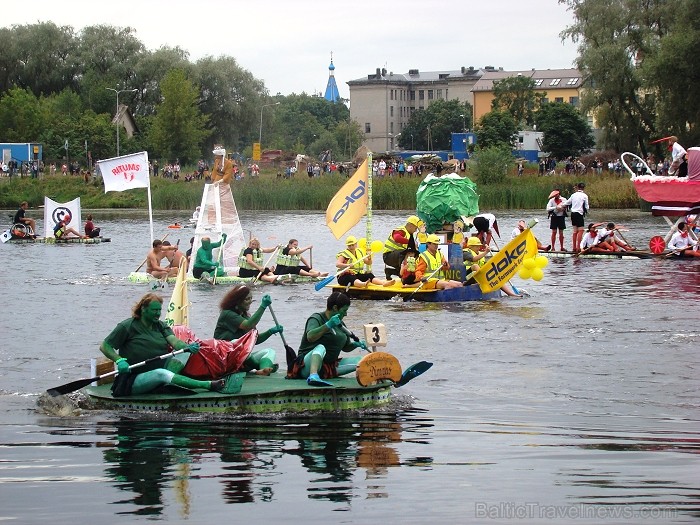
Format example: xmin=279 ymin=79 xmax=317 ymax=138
xmin=47 ymin=376 xmax=98 ymax=397
xmin=314 ymin=274 xmax=336 ymax=291
xmin=394 ymin=361 xmax=433 ymax=388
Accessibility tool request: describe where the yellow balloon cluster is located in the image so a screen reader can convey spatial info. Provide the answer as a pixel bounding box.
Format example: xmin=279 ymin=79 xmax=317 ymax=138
xmin=358 ymin=238 xmax=385 ymax=253
xmin=518 ymin=255 xmax=548 ymax=281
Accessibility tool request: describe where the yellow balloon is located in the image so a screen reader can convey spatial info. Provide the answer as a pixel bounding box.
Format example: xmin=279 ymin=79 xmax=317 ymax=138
xmin=518 ymin=267 xmax=532 ymax=280
xmin=531 ymin=268 xmax=544 ymax=281
xmin=358 ymin=237 xmax=367 ymax=250
xmin=370 ymin=240 xmax=384 ymax=253
xmin=523 ymin=257 xmax=536 ymax=270
xmin=535 ymin=256 xmax=549 ymax=268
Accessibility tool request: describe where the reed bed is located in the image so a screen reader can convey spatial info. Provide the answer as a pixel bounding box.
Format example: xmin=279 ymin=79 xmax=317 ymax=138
xmin=0 ymin=171 xmax=641 ymax=211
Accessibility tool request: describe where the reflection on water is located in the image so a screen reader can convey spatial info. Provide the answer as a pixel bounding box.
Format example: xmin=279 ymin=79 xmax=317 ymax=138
xmin=1 ymin=209 xmax=699 ymax=523
xmin=95 ymin=412 xmax=428 ymax=514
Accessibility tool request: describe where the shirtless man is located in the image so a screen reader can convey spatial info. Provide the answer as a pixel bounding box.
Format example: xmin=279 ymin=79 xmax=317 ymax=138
xmin=146 ymin=239 xmax=178 ymax=278
xmin=162 ymin=240 xmax=186 ymax=271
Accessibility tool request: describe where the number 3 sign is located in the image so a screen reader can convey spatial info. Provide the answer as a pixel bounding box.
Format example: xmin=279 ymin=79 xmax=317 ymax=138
xmin=363 ymin=323 xmax=387 ymax=348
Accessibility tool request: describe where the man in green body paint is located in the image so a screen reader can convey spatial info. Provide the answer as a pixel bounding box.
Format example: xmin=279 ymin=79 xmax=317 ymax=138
xmin=193 ymin=234 xmax=227 ymax=280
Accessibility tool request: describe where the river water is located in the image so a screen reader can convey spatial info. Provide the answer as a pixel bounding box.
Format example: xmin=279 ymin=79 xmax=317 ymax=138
xmin=0 ymin=208 xmax=698 ymax=524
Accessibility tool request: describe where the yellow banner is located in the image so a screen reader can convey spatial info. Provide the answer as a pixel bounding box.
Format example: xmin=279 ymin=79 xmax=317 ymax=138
xmin=474 ymin=229 xmax=537 ymax=293
xmin=165 ymin=259 xmax=189 ymax=327
xmin=252 ymin=143 xmax=261 ymax=161
xmin=325 ymin=158 xmax=368 ymax=239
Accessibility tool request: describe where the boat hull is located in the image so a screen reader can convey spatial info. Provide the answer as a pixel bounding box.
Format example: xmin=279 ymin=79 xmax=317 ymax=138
xmin=84 ymin=373 xmax=392 ymax=413
xmin=330 ymin=282 xmax=501 ymax=302
xmin=127 ymin=271 xmax=322 ymax=285
xmin=5 ymin=236 xmax=109 ymax=244
xmin=540 ymin=249 xmax=659 ymax=259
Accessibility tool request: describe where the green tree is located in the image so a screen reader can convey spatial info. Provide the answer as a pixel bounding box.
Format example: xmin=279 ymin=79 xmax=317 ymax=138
xmin=399 ymin=99 xmax=473 ymax=150
xmin=535 ymin=102 xmax=595 ymax=159
xmin=491 ymin=75 xmax=545 ymax=127
xmin=148 ymin=69 xmax=210 ymax=163
xmin=470 ymin=145 xmax=513 ymax=185
xmin=559 ymin=0 xmax=680 ymax=152
xmin=0 ymin=87 xmax=44 ymax=142
xmin=475 ymin=110 xmax=518 ymax=149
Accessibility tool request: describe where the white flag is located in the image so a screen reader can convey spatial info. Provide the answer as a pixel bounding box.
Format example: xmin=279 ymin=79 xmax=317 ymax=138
xmin=97 ymin=151 xmax=150 ymax=193
xmin=44 ymin=197 xmax=81 ymax=238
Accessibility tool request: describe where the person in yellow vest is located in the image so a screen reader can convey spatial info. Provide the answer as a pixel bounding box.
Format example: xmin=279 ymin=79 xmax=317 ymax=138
xmin=451 ymin=219 xmax=465 ymax=245
xmin=336 ymin=236 xmax=394 ymax=288
xmin=382 ymin=215 xmax=421 ymax=279
xmin=209 ymin=145 xmax=234 ymax=185
xmin=273 ymin=239 xmax=329 ymax=278
xmin=414 ymin=234 xmax=463 ymax=290
xmin=416 ymin=220 xmax=429 ymax=244
xmin=238 ymin=238 xmax=280 ymax=284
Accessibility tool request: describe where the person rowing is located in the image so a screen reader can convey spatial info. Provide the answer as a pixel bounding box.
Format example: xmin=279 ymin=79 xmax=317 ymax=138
xmin=598 ymin=223 xmax=635 ymax=251
xmin=668 ymin=222 xmax=700 ymax=257
xmin=53 ymin=217 xmax=88 ymax=240
xmin=193 ymin=234 xmax=227 ymax=280
xmin=415 ymin=234 xmax=462 ymax=290
xmin=146 ymin=239 xmax=179 ymax=278
xmin=461 ymin=236 xmax=522 ymax=297
xmin=273 ymin=239 xmax=328 ymax=278
xmin=99 ymin=293 xmax=227 ymax=396
xmin=336 ymin=236 xmax=394 ymax=288
xmin=580 ymin=223 xmax=615 ymax=253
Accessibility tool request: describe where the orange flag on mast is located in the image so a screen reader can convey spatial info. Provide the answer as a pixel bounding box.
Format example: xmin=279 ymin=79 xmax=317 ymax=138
xmin=325 ymin=158 xmax=369 ymax=239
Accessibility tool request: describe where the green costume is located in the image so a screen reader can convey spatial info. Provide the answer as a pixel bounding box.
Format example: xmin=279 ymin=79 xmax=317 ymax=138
xmin=214 ymin=309 xmax=277 ymax=372
xmin=105 ymin=318 xmax=174 ymax=373
xmin=193 ymin=236 xmax=226 ymax=277
xmin=298 ymin=313 xmax=354 ymax=364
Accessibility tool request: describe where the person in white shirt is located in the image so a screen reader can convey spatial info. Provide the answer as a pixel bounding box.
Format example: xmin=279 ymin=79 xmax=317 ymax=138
xmin=191 ymin=206 xmax=201 ymax=223
xmin=580 ymin=223 xmax=615 ymax=253
xmin=598 ymin=222 xmax=634 ymax=251
xmin=668 ymin=136 xmax=687 ymax=177
xmin=471 ymin=213 xmax=500 ymax=248
xmin=545 ymin=189 xmax=569 ymax=251
xmin=568 ymin=183 xmax=589 ymax=252
xmin=668 ymin=222 xmax=700 ymax=257
xmin=511 ymin=220 xmax=550 ymax=251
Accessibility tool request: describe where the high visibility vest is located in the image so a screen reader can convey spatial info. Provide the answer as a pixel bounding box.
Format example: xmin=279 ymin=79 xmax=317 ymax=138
xmin=276 ymin=250 xmax=301 ymax=267
xmin=384 ymin=226 xmax=410 ymax=253
xmin=238 ymin=248 xmax=263 ymax=270
xmin=337 ymin=247 xmax=367 ymax=274
xmin=419 ymin=250 xmax=444 ymax=279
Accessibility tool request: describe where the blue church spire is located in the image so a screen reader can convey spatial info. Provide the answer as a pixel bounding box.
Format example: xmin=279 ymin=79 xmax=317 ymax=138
xmin=324 ymin=52 xmax=340 ymax=103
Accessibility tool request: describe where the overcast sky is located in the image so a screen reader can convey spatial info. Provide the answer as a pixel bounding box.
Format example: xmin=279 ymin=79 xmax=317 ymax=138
xmin=3 ymin=0 xmax=580 ymax=100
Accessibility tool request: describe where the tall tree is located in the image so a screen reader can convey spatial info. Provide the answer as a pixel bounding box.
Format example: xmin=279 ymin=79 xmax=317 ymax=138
xmin=148 ymin=69 xmax=210 ymax=163
xmin=535 ymin=102 xmax=595 ymax=159
xmin=475 ymin=110 xmax=518 ymax=149
xmin=559 ymin=0 xmax=676 ymax=153
xmin=0 ymin=87 xmax=44 ymax=142
xmin=491 ymin=75 xmax=545 ymax=128
xmin=399 ymin=99 xmax=473 ymax=150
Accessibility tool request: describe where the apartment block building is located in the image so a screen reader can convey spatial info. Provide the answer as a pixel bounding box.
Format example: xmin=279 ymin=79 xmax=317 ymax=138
xmin=347 ymin=66 xmax=584 ymax=153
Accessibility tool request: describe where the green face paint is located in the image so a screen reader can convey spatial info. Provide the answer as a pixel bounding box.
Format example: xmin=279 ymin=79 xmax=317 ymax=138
xmin=142 ymin=301 xmax=162 ymax=323
xmin=338 ymin=305 xmax=350 ymax=318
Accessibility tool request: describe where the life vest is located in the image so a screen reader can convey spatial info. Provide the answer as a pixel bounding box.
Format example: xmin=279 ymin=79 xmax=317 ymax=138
xmin=419 ymin=249 xmax=444 ymax=279
xmin=238 ymin=248 xmax=262 ymax=270
xmin=384 ymin=226 xmax=410 ymax=253
xmin=337 ymin=247 xmax=367 ymax=274
xmin=54 ymin=224 xmax=65 ymax=238
xmin=463 ymin=247 xmax=479 ymax=260
xmin=276 ymin=250 xmax=301 ymax=267
xmin=405 ymin=256 xmax=416 ymax=272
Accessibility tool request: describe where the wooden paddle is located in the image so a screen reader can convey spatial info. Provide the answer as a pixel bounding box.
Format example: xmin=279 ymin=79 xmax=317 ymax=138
xmin=405 ymin=265 xmax=442 ymax=301
xmin=135 ymin=232 xmax=169 ymax=272
xmin=47 ymin=348 xmax=187 ymax=397
xmin=213 ymin=237 xmax=224 ymax=285
xmin=313 ymin=243 xmax=383 ymax=291
xmin=268 ymin=305 xmax=297 ymax=374
xmin=252 ymin=245 xmax=280 ymax=285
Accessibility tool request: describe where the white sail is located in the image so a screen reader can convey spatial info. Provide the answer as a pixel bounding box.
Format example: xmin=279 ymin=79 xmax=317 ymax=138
xmin=188 ymin=184 xmax=247 ymax=276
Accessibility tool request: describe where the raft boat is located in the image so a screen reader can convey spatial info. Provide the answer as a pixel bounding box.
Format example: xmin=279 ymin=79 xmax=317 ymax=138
xmin=127 ymin=271 xmax=322 ymax=285
xmin=5 ymin=236 xmax=110 ymax=244
xmin=540 ymin=249 xmax=660 ymax=260
xmin=84 ymin=372 xmax=392 ymax=414
xmin=330 ymin=281 xmax=502 ymax=302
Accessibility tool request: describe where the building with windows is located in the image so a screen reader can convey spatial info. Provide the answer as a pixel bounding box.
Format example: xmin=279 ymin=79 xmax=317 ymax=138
xmin=347 ymin=66 xmax=488 ymax=152
xmin=347 ymin=66 xmax=586 ymax=153
xmin=471 ymin=68 xmax=582 ymax=123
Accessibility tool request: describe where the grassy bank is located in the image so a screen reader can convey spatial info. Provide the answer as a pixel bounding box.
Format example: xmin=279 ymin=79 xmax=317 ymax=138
xmin=0 ymin=171 xmax=641 ymax=211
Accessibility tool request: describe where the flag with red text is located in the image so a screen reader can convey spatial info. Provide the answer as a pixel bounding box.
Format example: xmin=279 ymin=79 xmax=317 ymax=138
xmin=97 ymin=151 xmax=150 ymax=193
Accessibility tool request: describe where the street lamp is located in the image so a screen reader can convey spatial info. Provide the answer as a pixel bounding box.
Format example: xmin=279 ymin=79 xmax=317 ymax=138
xmin=106 ymin=87 xmax=137 ymax=156
xmin=259 ymin=102 xmax=280 ymax=146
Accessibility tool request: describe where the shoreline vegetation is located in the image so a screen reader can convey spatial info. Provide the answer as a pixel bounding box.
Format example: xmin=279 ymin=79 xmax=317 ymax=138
xmin=0 ymin=168 xmax=643 ymax=212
